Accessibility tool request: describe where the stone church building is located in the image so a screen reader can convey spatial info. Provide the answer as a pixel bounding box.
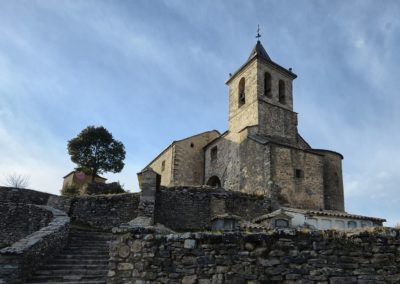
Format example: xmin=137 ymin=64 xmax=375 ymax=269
xmin=142 ymin=39 xmax=378 ymax=225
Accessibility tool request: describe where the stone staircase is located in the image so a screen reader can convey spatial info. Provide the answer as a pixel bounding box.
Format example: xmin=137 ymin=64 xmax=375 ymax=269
xmin=25 ymin=229 xmax=112 ymax=284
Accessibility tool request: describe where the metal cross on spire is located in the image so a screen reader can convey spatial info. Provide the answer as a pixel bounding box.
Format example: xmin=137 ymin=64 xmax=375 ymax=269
xmin=256 ymin=24 xmax=261 ymax=41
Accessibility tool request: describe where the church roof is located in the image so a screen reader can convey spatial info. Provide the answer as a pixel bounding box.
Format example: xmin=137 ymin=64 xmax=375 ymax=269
xmin=248 ymin=40 xmax=271 ymax=61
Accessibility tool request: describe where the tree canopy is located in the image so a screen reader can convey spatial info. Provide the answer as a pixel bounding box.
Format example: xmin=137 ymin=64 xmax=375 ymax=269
xmin=67 ymin=126 xmax=126 ymax=182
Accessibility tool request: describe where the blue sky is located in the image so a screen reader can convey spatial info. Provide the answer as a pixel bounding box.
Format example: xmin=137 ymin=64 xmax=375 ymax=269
xmin=0 ymin=0 xmax=399 ymax=226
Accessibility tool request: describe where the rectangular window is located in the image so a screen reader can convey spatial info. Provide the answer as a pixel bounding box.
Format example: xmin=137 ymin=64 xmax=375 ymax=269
xmin=161 ymin=160 xmax=165 ymax=172
xmin=295 ymin=169 xmax=304 ymax=178
xmin=211 ymin=146 xmax=218 ymax=162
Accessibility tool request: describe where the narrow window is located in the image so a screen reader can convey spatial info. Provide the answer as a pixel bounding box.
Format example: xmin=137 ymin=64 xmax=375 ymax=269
xmin=264 ymin=72 xmax=272 ymax=97
xmin=161 ymin=160 xmax=165 ymax=172
xmin=295 ymin=169 xmax=304 ymax=178
xmin=347 ymin=221 xmax=357 ymax=229
xmin=210 ymin=146 xmax=218 ymax=162
xmin=238 ymin=77 xmax=245 ymax=107
xmin=279 ymin=80 xmax=285 ymax=104
xmin=275 ymin=219 xmax=289 ymax=228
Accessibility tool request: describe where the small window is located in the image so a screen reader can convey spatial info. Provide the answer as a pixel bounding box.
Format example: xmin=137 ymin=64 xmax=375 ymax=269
xmin=348 ymin=221 xmax=357 ymax=229
xmin=361 ymin=221 xmax=372 ymax=228
xmin=275 ymin=219 xmax=289 ymax=228
xmin=210 ymin=146 xmax=218 ymax=162
xmin=264 ymin=72 xmax=272 ymax=97
xmin=161 ymin=160 xmax=165 ymax=172
xmin=321 ymin=219 xmax=332 ymax=229
xmin=190 ymin=142 xmax=194 ymax=148
xmin=279 ymin=80 xmax=285 ymax=104
xmin=295 ymin=169 xmax=304 ymax=178
xmin=334 ymin=220 xmax=345 ymax=229
xmin=238 ymin=77 xmax=245 ymax=107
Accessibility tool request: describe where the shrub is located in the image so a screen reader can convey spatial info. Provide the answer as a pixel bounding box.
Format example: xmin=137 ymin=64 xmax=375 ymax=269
xmin=85 ymin=182 xmax=125 ymax=195
xmin=61 ymin=185 xmax=79 ymax=196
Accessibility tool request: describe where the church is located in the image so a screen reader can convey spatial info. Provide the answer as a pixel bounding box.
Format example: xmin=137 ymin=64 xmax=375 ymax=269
xmin=142 ymin=37 xmax=384 ymax=229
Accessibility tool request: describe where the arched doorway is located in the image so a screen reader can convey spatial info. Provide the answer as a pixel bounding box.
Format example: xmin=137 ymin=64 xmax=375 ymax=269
xmin=207 ymin=176 xmax=221 ymax=188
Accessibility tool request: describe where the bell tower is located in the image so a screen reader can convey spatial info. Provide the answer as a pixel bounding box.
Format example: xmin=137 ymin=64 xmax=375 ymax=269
xmin=226 ymin=33 xmax=299 ymax=144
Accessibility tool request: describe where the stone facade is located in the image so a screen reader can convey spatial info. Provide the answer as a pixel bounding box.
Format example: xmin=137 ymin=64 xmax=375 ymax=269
xmin=108 ymin=227 xmax=400 ymax=284
xmin=62 ymin=170 xmax=107 ymax=194
xmin=144 ymin=131 xmax=220 ymax=187
xmin=203 ymin=41 xmax=344 ymax=212
xmin=143 ymin=40 xmax=346 ymax=213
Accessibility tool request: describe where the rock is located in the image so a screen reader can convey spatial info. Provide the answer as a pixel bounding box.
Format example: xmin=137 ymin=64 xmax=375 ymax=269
xmin=329 ymin=277 xmax=357 ymax=284
xmin=184 ymin=239 xmax=196 ymax=249
xmin=182 ymin=275 xmax=197 ymax=284
xmin=118 ymin=262 xmax=134 ymax=270
xmin=118 ymin=244 xmax=130 ymax=258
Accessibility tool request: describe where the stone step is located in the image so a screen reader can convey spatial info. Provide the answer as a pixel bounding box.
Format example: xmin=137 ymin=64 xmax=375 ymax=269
xmin=25 ymin=230 xmax=111 ymax=284
xmin=61 ymin=250 xmax=109 ymax=255
xmin=67 ymin=241 xmax=110 ymax=246
xmin=52 ymin=259 xmax=108 ymax=265
xmin=64 ymin=246 xmax=110 ymax=252
xmin=26 ymin=279 xmax=107 ymax=284
xmin=56 ymin=254 xmax=108 ymax=260
xmin=34 ymin=269 xmax=108 ymax=275
xmin=26 ymin=274 xmax=107 ymax=282
xmin=65 ymin=243 xmax=110 ymax=247
xmin=69 ymin=234 xmax=112 ymax=239
xmin=42 ymin=264 xmax=108 ymax=270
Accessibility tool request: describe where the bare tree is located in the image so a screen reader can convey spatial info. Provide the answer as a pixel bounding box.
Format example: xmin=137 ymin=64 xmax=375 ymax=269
xmin=4 ymin=173 xmax=30 ymax=189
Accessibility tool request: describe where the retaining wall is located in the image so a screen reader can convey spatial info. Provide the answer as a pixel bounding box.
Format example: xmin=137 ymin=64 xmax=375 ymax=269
xmin=69 ymin=193 xmax=140 ymax=230
xmin=154 ymin=187 xmax=271 ymax=231
xmin=108 ymin=227 xmax=400 ymax=284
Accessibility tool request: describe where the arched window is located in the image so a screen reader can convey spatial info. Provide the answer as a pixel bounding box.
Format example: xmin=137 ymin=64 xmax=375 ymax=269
xmin=238 ymin=77 xmax=245 ymax=107
xmin=207 ymin=176 xmax=221 ymax=188
xmin=264 ymin=72 xmax=272 ymax=97
xmin=278 ymin=80 xmax=285 ymax=104
xmin=275 ymin=219 xmax=289 ymax=228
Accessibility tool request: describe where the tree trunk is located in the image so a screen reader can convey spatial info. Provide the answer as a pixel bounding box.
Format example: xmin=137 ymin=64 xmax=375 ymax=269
xmin=91 ymin=171 xmax=96 ymax=183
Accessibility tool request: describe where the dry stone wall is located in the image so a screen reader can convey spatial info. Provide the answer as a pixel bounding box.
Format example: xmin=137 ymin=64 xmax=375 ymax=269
xmin=154 ymin=187 xmax=271 ymax=231
xmin=0 ymin=203 xmax=53 ymax=247
xmin=0 ymin=206 xmax=69 ymax=284
xmin=69 ymin=193 xmax=140 ymax=230
xmin=0 ymin=186 xmax=55 ymax=205
xmin=108 ymin=227 xmax=400 ymax=284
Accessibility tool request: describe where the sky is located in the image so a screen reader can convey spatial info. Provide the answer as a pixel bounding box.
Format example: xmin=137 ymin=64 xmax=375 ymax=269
xmin=0 ymin=0 xmax=399 ymax=226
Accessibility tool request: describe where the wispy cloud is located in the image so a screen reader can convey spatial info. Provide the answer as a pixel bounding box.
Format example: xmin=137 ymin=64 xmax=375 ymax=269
xmin=0 ymin=1 xmax=399 ymax=225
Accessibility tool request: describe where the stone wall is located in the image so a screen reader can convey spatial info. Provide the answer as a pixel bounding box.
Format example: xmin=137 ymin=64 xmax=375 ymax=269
xmin=0 ymin=186 xmax=55 ymax=205
xmin=271 ymin=144 xmax=325 ymax=210
xmin=0 ymin=203 xmax=53 ymax=247
xmin=0 ymin=206 xmax=69 ymax=284
xmin=312 ymin=150 xmax=345 ymax=212
xmin=69 ymin=193 xmax=140 ymax=230
xmin=154 ymin=187 xmax=271 ymax=231
xmin=108 ymin=227 xmax=400 ymax=284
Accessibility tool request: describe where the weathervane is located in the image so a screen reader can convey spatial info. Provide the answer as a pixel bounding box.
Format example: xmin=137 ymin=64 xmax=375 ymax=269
xmin=256 ymin=24 xmax=261 ymax=41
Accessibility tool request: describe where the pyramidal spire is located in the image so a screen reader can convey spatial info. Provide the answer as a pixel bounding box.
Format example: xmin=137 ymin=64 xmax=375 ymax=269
xmin=248 ymin=25 xmax=271 ymax=61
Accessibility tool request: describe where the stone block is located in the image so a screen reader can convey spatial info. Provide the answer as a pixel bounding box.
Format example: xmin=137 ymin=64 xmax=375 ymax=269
xmin=184 ymin=239 xmax=196 ymax=249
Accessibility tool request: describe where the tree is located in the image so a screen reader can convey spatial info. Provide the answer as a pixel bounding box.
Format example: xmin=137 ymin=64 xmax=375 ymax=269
xmin=3 ymin=173 xmax=30 ymax=189
xmin=67 ymin=126 xmax=126 ymax=182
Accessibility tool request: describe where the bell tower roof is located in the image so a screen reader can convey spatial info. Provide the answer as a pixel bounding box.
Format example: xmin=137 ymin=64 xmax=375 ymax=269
xmin=226 ymin=39 xmax=296 ymax=85
xmin=248 ymin=40 xmax=271 ymax=61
